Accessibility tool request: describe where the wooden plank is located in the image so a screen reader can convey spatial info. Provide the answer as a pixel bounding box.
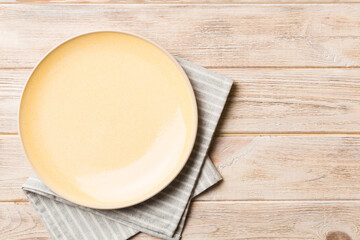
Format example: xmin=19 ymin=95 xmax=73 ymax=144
xmin=0 ymin=136 xmax=32 ymax=201
xmin=2 ymin=135 xmax=360 ymax=202
xmin=1 ymin=68 xmax=360 ymax=134
xmin=2 ymin=201 xmax=360 ymax=240
xmin=217 ymin=68 xmax=360 ymax=133
xmin=0 ymin=68 xmax=26 ymax=134
xmin=200 ymin=135 xmax=360 ymax=200
xmin=2 ymin=4 xmax=360 ymax=68
xmin=141 ymin=201 xmax=360 ymax=240
xmin=0 ymin=202 xmax=50 ymax=240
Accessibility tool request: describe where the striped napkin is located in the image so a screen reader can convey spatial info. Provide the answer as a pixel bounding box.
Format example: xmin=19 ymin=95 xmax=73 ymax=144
xmin=22 ymin=57 xmax=233 ymax=240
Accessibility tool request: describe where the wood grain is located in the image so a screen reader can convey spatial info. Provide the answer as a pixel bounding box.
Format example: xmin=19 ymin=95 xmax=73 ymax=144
xmin=2 ymin=135 xmax=360 ymax=202
xmin=0 ymin=202 xmax=50 ymax=240
xmin=2 ymin=201 xmax=360 ymax=240
xmin=0 ymin=136 xmax=32 ymax=201
xmin=217 ymin=68 xmax=360 ymax=134
xmin=1 ymin=68 xmax=359 ymax=134
xmin=202 ymin=135 xmax=360 ymax=200
xmin=2 ymin=4 xmax=360 ymax=68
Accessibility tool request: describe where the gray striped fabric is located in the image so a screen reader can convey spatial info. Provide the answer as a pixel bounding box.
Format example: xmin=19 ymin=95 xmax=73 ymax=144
xmin=22 ymin=57 xmax=233 ymax=240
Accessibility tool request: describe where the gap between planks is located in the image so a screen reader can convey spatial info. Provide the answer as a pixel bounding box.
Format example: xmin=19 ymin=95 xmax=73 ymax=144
xmin=3 ymin=199 xmax=360 ymax=203
xmin=7 ymin=66 xmax=360 ymax=70
xmin=4 ymin=2 xmax=360 ymax=4
xmin=216 ymin=132 xmax=360 ymax=136
xmin=2 ymin=133 xmax=360 ymax=136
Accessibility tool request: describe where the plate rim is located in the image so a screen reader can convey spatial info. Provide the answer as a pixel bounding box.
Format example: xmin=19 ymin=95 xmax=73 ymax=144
xmin=18 ymin=31 xmax=198 ymax=209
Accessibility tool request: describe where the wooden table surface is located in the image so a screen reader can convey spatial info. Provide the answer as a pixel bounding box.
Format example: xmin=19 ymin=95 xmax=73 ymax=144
xmin=1 ymin=1 xmax=360 ymax=240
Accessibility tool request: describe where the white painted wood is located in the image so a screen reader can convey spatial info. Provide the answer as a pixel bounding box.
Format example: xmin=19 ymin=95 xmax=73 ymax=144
xmin=2 ymin=201 xmax=360 ymax=240
xmin=203 ymin=135 xmax=360 ymax=200
xmin=1 ymin=4 xmax=360 ymax=68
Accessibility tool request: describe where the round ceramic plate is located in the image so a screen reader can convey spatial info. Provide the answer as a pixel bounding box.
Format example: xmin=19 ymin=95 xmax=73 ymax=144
xmin=19 ymin=32 xmax=198 ymax=209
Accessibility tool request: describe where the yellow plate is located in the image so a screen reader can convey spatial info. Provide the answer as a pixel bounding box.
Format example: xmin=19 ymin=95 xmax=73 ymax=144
xmin=19 ymin=32 xmax=198 ymax=209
